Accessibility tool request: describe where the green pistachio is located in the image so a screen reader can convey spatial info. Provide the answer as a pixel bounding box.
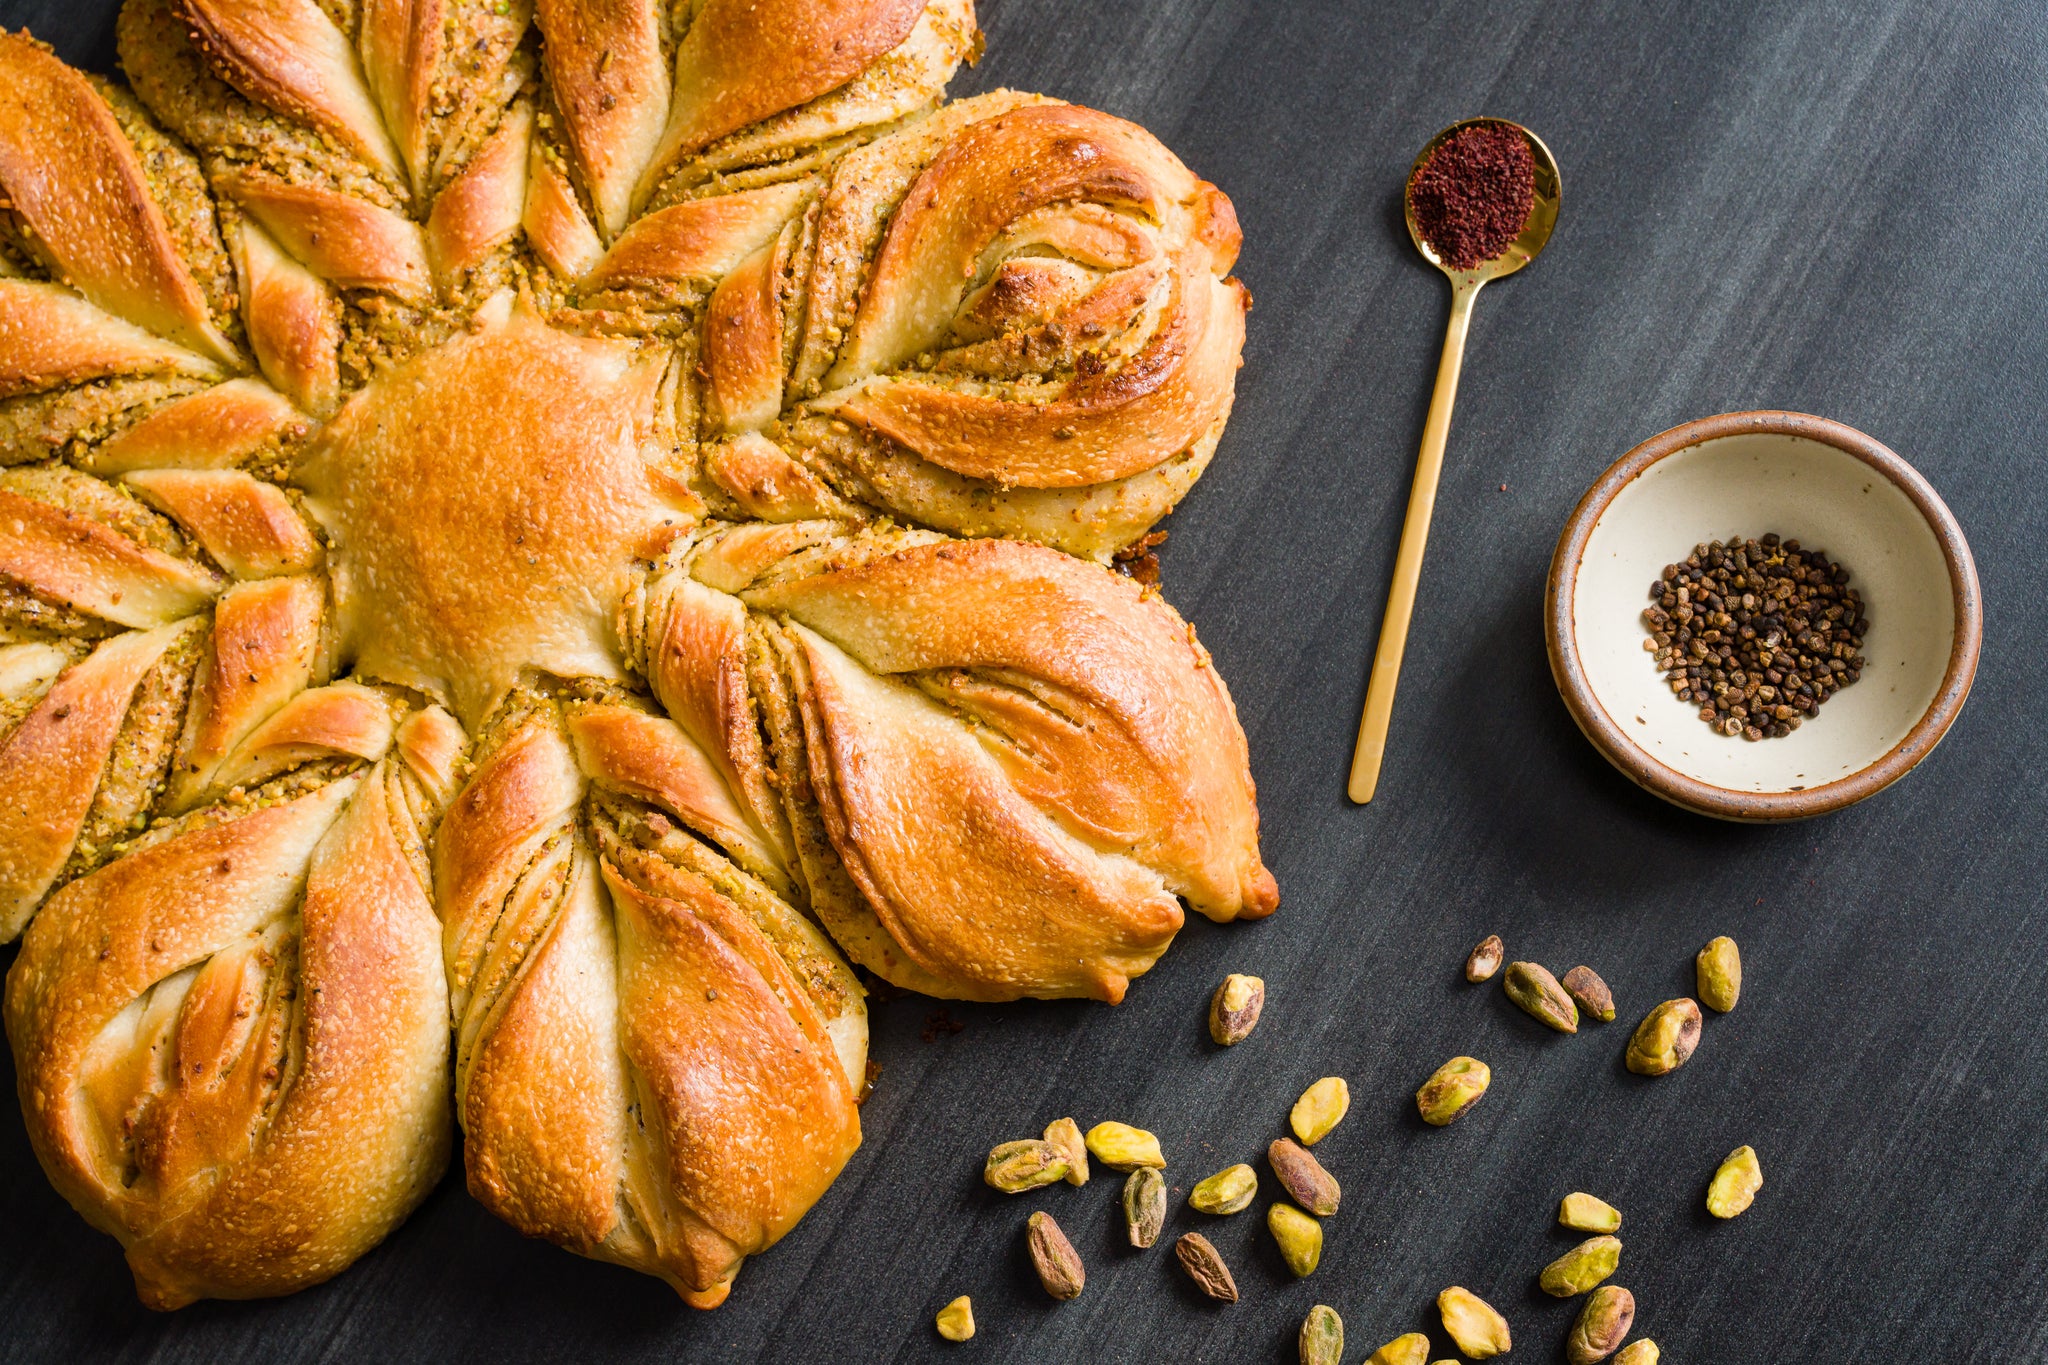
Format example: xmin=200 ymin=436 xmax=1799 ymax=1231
xmin=1562 ymin=965 xmax=1616 ymax=1022
xmin=1268 ymin=1203 xmax=1323 ymax=1277
xmin=1504 ymin=961 xmax=1579 ymax=1033
xmin=1365 ymin=1332 xmax=1430 ymax=1365
xmin=1122 ymin=1167 xmax=1165 ymax=1248
xmin=934 ymin=1295 xmax=974 ymax=1342
xmin=1697 ymin=935 xmax=1742 ymax=1012
xmin=1566 ymin=1285 xmax=1635 ymax=1364
xmin=1084 ymin=1120 xmax=1164 ymax=1170
xmin=1415 ymin=1055 xmax=1491 ymax=1126
xmin=1613 ymin=1340 xmax=1661 ymax=1365
xmin=1437 ymin=1286 xmax=1512 ymax=1358
xmin=1299 ymin=1305 xmax=1345 ymax=1365
xmin=983 ymin=1139 xmax=1068 ymax=1193
xmin=1625 ymin=997 xmax=1702 ymax=1076
xmin=1539 ymin=1235 xmax=1623 ymax=1297
xmin=1189 ymin=1163 xmax=1258 ymax=1215
xmin=1209 ymin=972 xmax=1266 ymax=1045
xmin=1043 ymin=1116 xmax=1089 ymax=1186
xmin=1559 ymin=1191 xmax=1622 ymax=1233
xmin=1707 ymin=1144 xmax=1763 ymax=1218
xmin=1290 ymin=1077 xmax=1351 ymax=1145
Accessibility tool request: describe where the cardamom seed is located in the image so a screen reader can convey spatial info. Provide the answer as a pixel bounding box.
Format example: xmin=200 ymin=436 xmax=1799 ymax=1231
xmin=1465 ymin=933 xmax=1505 ymax=982
xmin=1566 ymin=1285 xmax=1635 ymax=1364
xmin=1415 ymin=1055 xmax=1491 ymax=1126
xmin=1084 ymin=1120 xmax=1165 ymax=1171
xmin=1025 ymin=1211 xmax=1084 ymax=1301
xmin=983 ymin=1139 xmax=1069 ymax=1193
xmin=1539 ymin=1235 xmax=1623 ymax=1297
xmin=1624 ymin=998 xmax=1702 ymax=1076
xmin=1504 ymin=961 xmax=1579 ymax=1032
xmin=1043 ymin=1116 xmax=1089 ymax=1186
xmin=1697 ymin=935 xmax=1742 ymax=1012
xmin=1209 ymin=972 xmax=1266 ymax=1045
xmin=1613 ymin=1339 xmax=1661 ymax=1365
xmin=1437 ymin=1286 xmax=1512 ymax=1358
xmin=1174 ymin=1231 xmax=1239 ymax=1302
xmin=1289 ymin=1076 xmax=1351 ymax=1145
xmin=1122 ymin=1167 xmax=1165 ymax=1248
xmin=1559 ymin=1191 xmax=1622 ymax=1233
xmin=1268 ymin=1137 xmax=1340 ymax=1215
xmin=1364 ymin=1332 xmax=1430 ymax=1365
xmin=1189 ymin=1163 xmax=1258 ymax=1215
xmin=1561 ymin=965 xmax=1616 ymax=1022
xmin=1706 ymin=1144 xmax=1762 ymax=1218
xmin=934 ymin=1295 xmax=974 ymax=1342
xmin=1299 ymin=1304 xmax=1344 ymax=1365
xmin=1268 ymin=1203 xmax=1323 ymax=1277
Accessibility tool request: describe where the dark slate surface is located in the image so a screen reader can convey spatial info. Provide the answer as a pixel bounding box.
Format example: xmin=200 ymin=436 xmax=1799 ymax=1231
xmin=3 ymin=1 xmax=2046 ymax=1361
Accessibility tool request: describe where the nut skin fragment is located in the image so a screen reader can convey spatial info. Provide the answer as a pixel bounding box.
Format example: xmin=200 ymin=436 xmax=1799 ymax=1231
xmin=1697 ymin=936 xmax=1742 ymax=1013
xmin=935 ymin=1295 xmax=975 ymax=1341
xmin=1559 ymin=1192 xmax=1623 ymax=1233
xmin=1540 ymin=1235 xmax=1623 ymax=1297
xmin=1437 ymin=1286 xmax=1512 ymax=1358
xmin=1465 ymin=934 xmax=1505 ymax=982
xmin=1416 ymin=1055 xmax=1491 ymax=1126
xmin=1566 ymin=1285 xmax=1635 ymax=1364
xmin=1562 ymin=965 xmax=1616 ymax=1022
xmin=1209 ymin=972 xmax=1266 ymax=1044
xmin=1268 ymin=1204 xmax=1323 ymax=1277
xmin=1174 ymin=1231 xmax=1240 ymax=1302
xmin=1268 ymin=1137 xmax=1341 ymax=1215
xmin=1299 ymin=1304 xmax=1345 ymax=1365
xmin=1025 ymin=1211 xmax=1085 ymax=1301
xmin=1290 ymin=1077 xmax=1351 ymax=1145
xmin=1365 ymin=1332 xmax=1431 ymax=1365
xmin=1625 ymin=998 xmax=1703 ymax=1076
xmin=1707 ymin=1144 xmax=1763 ymax=1218
xmin=984 ymin=1139 xmax=1069 ymax=1193
xmin=1504 ymin=961 xmax=1579 ymax=1033
xmin=1044 ymin=1116 xmax=1090 ymax=1186
xmin=1123 ymin=1167 xmax=1166 ymax=1247
xmin=1613 ymin=1341 xmax=1661 ymax=1365
xmin=1085 ymin=1120 xmax=1165 ymax=1170
xmin=1189 ymin=1163 xmax=1258 ymax=1215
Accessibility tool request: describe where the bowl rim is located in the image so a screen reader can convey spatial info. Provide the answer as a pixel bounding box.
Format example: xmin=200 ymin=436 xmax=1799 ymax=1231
xmin=1544 ymin=410 xmax=1983 ymax=822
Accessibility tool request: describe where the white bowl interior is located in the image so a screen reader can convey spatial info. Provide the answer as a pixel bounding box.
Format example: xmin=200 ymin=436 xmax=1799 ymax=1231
xmin=1572 ymin=433 xmax=1954 ymax=794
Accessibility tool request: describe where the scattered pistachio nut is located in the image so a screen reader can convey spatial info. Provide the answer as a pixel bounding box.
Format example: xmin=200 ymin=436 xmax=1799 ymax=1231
xmin=1465 ymin=933 xmax=1505 ymax=982
xmin=1025 ymin=1211 xmax=1084 ymax=1301
xmin=1540 ymin=1235 xmax=1623 ymax=1297
xmin=1085 ymin=1120 xmax=1165 ymax=1171
xmin=1174 ymin=1231 xmax=1240 ymax=1303
xmin=1268 ymin=1202 xmax=1323 ymax=1276
xmin=1123 ymin=1167 xmax=1166 ymax=1248
xmin=1209 ymin=972 xmax=1266 ymax=1045
xmin=1268 ymin=1137 xmax=1341 ymax=1215
xmin=1365 ymin=1332 xmax=1431 ymax=1365
xmin=1613 ymin=1340 xmax=1661 ymax=1365
xmin=1290 ymin=1076 xmax=1351 ymax=1145
xmin=1043 ymin=1116 xmax=1090 ymax=1186
xmin=1566 ymin=1285 xmax=1635 ymax=1364
xmin=1189 ymin=1163 xmax=1258 ymax=1215
xmin=1559 ymin=1191 xmax=1623 ymax=1233
xmin=1625 ymin=997 xmax=1703 ymax=1076
xmin=1697 ymin=935 xmax=1743 ymax=1012
xmin=1416 ymin=1055 xmax=1492 ymax=1126
xmin=984 ymin=1139 xmax=1069 ymax=1193
xmin=1707 ymin=1144 xmax=1763 ymax=1218
xmin=1299 ymin=1304 xmax=1345 ymax=1365
xmin=1561 ymin=965 xmax=1617 ymax=1022
xmin=1504 ymin=961 xmax=1580 ymax=1033
xmin=1437 ymin=1285 xmax=1513 ymax=1358
xmin=934 ymin=1295 xmax=975 ymax=1342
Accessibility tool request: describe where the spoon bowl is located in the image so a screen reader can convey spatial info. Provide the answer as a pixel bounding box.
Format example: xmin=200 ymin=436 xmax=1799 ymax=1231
xmin=1404 ymin=118 xmax=1562 ymax=286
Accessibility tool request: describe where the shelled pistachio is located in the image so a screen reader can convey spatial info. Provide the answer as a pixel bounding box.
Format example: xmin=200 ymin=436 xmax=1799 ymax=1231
xmin=1366 ymin=1332 xmax=1431 ymax=1365
xmin=1697 ymin=936 xmax=1742 ymax=1013
xmin=1122 ymin=1168 xmax=1165 ymax=1248
xmin=1299 ymin=1304 xmax=1344 ymax=1365
xmin=1707 ymin=1145 xmax=1763 ymax=1218
xmin=1559 ymin=1192 xmax=1622 ymax=1233
xmin=1504 ymin=962 xmax=1579 ymax=1033
xmin=1043 ymin=1116 xmax=1089 ymax=1186
xmin=934 ymin=1295 xmax=974 ymax=1342
xmin=1540 ymin=1235 xmax=1622 ymax=1297
xmin=984 ymin=1140 xmax=1068 ymax=1193
xmin=1085 ymin=1121 xmax=1164 ymax=1170
xmin=1025 ymin=1212 xmax=1084 ymax=1301
xmin=1209 ymin=973 xmax=1266 ymax=1045
xmin=1416 ymin=1055 xmax=1491 ymax=1126
xmin=1189 ymin=1163 xmax=1258 ymax=1215
xmin=1562 ymin=965 xmax=1616 ymax=1022
xmin=1566 ymin=1286 xmax=1635 ymax=1364
xmin=1438 ymin=1286 xmax=1512 ymax=1358
xmin=1290 ymin=1077 xmax=1351 ymax=1145
xmin=1175 ymin=1232 xmax=1239 ymax=1302
xmin=1269 ymin=1138 xmax=1341 ymax=1215
xmin=1625 ymin=998 xmax=1702 ymax=1076
xmin=1269 ymin=1203 xmax=1323 ymax=1277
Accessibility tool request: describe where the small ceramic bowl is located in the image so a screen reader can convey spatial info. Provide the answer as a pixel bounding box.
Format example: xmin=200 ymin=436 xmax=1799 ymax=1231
xmin=1546 ymin=411 xmax=1981 ymax=821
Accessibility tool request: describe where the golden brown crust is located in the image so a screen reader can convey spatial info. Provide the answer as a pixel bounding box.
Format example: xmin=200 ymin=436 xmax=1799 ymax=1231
xmin=122 ymin=469 xmax=322 ymax=579
xmin=228 ymin=219 xmax=344 ymax=417
xmin=533 ymin=0 xmax=668 ymax=239
xmin=0 ymin=281 xmax=222 ymax=399
xmin=0 ymin=484 xmax=223 ymax=628
xmin=217 ymin=171 xmax=432 ymax=303
xmin=81 ymin=379 xmax=309 ymax=475
xmin=424 ymin=101 xmax=531 ymax=288
xmin=165 ymin=575 xmax=325 ymax=811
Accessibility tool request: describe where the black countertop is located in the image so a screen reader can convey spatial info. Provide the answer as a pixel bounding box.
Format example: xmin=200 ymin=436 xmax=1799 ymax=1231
xmin=3 ymin=1 xmax=2045 ymax=1361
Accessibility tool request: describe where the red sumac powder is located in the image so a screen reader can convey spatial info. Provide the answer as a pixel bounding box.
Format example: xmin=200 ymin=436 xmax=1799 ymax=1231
xmin=1409 ymin=124 xmax=1535 ymax=270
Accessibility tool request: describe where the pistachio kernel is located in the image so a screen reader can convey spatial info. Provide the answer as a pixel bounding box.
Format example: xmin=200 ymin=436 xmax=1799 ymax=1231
xmin=1697 ymin=935 xmax=1742 ymax=1012
xmin=1465 ymin=933 xmax=1505 ymax=982
xmin=1290 ymin=1076 xmax=1351 ymax=1145
xmin=1559 ymin=1191 xmax=1623 ymax=1233
xmin=1365 ymin=1332 xmax=1431 ymax=1365
xmin=1561 ymin=965 xmax=1617 ymax=1022
xmin=983 ymin=1139 xmax=1069 ymax=1193
xmin=1084 ymin=1120 xmax=1165 ymax=1171
xmin=1539 ymin=1235 xmax=1623 ymax=1297
xmin=1707 ymin=1144 xmax=1763 ymax=1218
xmin=1625 ymin=997 xmax=1703 ymax=1076
xmin=1504 ymin=961 xmax=1580 ymax=1033
xmin=1566 ymin=1285 xmax=1635 ymax=1364
xmin=1122 ymin=1167 xmax=1166 ymax=1248
xmin=1299 ymin=1305 xmax=1345 ymax=1365
xmin=1437 ymin=1285 xmax=1512 ymax=1358
xmin=1268 ymin=1137 xmax=1341 ymax=1215
xmin=1416 ymin=1055 xmax=1491 ymax=1126
xmin=1613 ymin=1340 xmax=1661 ymax=1365
xmin=1043 ymin=1116 xmax=1090 ymax=1186
xmin=1209 ymin=972 xmax=1266 ymax=1045
xmin=1268 ymin=1203 xmax=1323 ymax=1277
xmin=1174 ymin=1231 xmax=1240 ymax=1302
xmin=934 ymin=1295 xmax=974 ymax=1342
xmin=1025 ymin=1211 xmax=1084 ymax=1301
xmin=1189 ymin=1163 xmax=1258 ymax=1215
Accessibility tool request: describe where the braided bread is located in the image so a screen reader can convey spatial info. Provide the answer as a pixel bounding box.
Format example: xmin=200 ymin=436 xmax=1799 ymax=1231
xmin=0 ymin=0 xmax=1273 ymax=1309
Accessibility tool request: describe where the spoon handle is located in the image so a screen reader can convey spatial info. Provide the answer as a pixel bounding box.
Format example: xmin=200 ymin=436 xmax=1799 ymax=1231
xmin=1348 ymin=280 xmax=1479 ymax=804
